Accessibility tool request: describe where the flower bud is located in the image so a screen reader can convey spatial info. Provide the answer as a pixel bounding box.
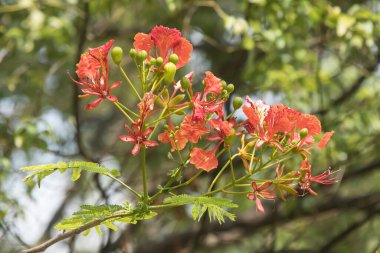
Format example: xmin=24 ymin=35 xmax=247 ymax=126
xmin=156 ymin=57 xmax=163 ymax=66
xmin=129 ymin=48 xmax=137 ymax=59
xmin=136 ymin=50 xmax=147 ymax=63
xmin=150 ymin=58 xmax=157 ymax=66
xmin=181 ymin=76 xmax=191 ymax=90
xmin=232 ymin=96 xmax=243 ymax=110
xmin=163 ymin=124 xmax=169 ymax=130
xmin=221 ymin=80 xmax=227 ymax=89
xmin=226 ymin=84 xmax=235 ymax=93
xmin=164 ymin=62 xmax=177 ymax=83
xmin=111 ymin=46 xmax=123 ymax=65
xmin=169 ymin=53 xmax=179 ymax=65
xmin=299 ymin=128 xmax=309 ymax=139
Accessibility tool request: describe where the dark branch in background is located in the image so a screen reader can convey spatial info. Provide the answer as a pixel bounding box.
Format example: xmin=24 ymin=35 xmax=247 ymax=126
xmin=134 ymin=192 xmax=380 ymax=253
xmin=319 ymin=207 xmax=380 ymax=252
xmin=38 ymin=186 xmax=78 ymax=242
xmin=72 ymin=0 xmax=92 ymax=161
xmin=35 ymin=0 xmax=94 ymax=247
xmin=343 ymin=160 xmax=380 ymax=180
xmin=315 ymin=45 xmax=380 ymax=115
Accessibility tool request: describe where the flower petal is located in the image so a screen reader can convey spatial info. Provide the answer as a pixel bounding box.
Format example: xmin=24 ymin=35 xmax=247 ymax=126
xmin=134 ymin=33 xmax=154 ymax=54
xmin=85 ymin=97 xmax=103 ymax=110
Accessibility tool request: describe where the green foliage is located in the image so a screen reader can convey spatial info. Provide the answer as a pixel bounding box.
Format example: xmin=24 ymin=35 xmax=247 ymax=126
xmin=163 ymin=195 xmax=238 ymax=224
xmin=21 ymin=161 xmax=120 ymax=187
xmin=55 ymin=203 xmax=157 ymax=234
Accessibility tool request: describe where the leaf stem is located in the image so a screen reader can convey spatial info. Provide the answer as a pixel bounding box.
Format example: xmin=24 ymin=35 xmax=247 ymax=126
xmin=113 ymin=102 xmax=134 ymax=123
xmin=105 ymin=173 xmax=141 ymax=198
xmin=119 ymin=65 xmax=142 ymax=100
xmin=141 ymin=146 xmax=148 ymax=201
xmin=208 ymin=154 xmax=238 ymax=192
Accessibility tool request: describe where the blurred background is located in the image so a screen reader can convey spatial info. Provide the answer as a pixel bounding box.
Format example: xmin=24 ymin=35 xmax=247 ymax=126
xmin=1 ymin=0 xmax=380 ymax=252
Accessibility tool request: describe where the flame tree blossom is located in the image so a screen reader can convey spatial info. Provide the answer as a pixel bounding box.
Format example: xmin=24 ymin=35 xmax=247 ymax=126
xmin=133 ymin=26 xmax=193 ymax=69
xmin=69 ymin=40 xmax=121 ymax=110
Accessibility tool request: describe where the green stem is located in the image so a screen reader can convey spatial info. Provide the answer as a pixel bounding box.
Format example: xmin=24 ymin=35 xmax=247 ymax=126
xmin=114 ymin=102 xmax=134 ymax=123
xmin=119 ymin=65 xmax=142 ymax=100
xmin=147 ymin=105 xmax=188 ymax=127
xmin=141 ymin=146 xmax=148 ymax=200
xmin=149 ymin=203 xmax=181 ymax=210
xmin=105 ymin=173 xmax=141 ymax=198
xmin=148 ymin=107 xmax=167 ymax=139
xmin=208 ymin=154 xmax=238 ymax=192
xmin=222 ymin=189 xmax=250 ymax=195
xmin=204 ymin=174 xmax=252 ymax=196
xmin=228 ymin=147 xmax=236 ymax=182
xmin=115 ymin=101 xmax=139 ymax=117
xmin=170 ymin=170 xmax=203 ymax=190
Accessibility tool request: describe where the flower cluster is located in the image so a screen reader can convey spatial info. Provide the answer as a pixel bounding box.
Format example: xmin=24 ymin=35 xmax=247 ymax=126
xmin=70 ymin=25 xmax=337 ymax=214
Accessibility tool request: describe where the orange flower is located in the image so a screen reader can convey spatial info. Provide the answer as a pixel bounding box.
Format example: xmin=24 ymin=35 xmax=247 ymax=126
xmin=133 ymin=26 xmax=192 ymax=69
xmin=69 ymin=40 xmax=121 ymax=110
xmin=190 ymin=147 xmax=218 ymax=172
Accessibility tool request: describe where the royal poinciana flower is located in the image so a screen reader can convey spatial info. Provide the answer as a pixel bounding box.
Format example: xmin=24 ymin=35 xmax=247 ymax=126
xmin=243 ymin=96 xmax=334 ymax=152
xmin=69 ymin=40 xmax=121 ymax=110
xmin=158 ymin=118 xmax=188 ymax=152
xmin=178 ymin=115 xmax=209 ymax=143
xmin=119 ymin=120 xmax=158 ymax=156
xmin=298 ymin=160 xmax=338 ymax=196
xmin=203 ymin=71 xmax=223 ymax=96
xmin=191 ymin=72 xmax=225 ymax=122
xmin=134 ymin=26 xmax=193 ymax=69
xmin=190 ymin=146 xmax=219 ymax=172
xmin=247 ymin=182 xmax=277 ymax=213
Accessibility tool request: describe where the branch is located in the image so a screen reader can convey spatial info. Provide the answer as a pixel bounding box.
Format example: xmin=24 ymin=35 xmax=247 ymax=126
xmin=134 ymin=192 xmax=380 ymax=253
xmin=19 ymin=214 xmax=127 ymax=253
xmin=319 ymin=208 xmax=380 ymax=252
xmin=315 ymin=48 xmax=380 ymax=115
xmin=72 ymin=0 xmax=93 ymax=161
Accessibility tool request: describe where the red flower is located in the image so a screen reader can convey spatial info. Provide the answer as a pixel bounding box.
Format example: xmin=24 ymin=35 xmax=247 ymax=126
xmin=203 ymin=71 xmax=223 ymax=96
xmin=190 ymin=147 xmax=218 ymax=172
xmin=247 ymin=182 xmax=277 ymax=213
xmin=298 ymin=160 xmax=338 ymax=196
xmin=178 ymin=115 xmax=209 ymax=144
xmin=119 ymin=120 xmax=158 ymax=156
xmin=133 ymin=26 xmax=192 ymax=69
xmin=158 ymin=118 xmax=188 ymax=152
xmin=69 ymin=40 xmax=121 ymax=110
xmin=242 ymin=98 xmax=285 ymax=151
xmin=317 ymin=131 xmax=334 ymax=148
xmin=192 ymin=92 xmax=225 ymax=122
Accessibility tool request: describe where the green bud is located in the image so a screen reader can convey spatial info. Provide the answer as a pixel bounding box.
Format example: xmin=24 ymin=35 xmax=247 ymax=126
xmin=221 ymin=80 xmax=227 ymax=89
xmin=136 ymin=50 xmax=147 ymax=62
xmin=156 ymin=57 xmax=163 ymax=66
xmin=169 ymin=53 xmax=179 ymax=64
xmin=163 ymin=124 xmax=169 ymax=130
xmin=111 ymin=46 xmax=123 ymax=65
xmin=150 ymin=58 xmax=156 ymax=65
xmin=164 ymin=62 xmax=177 ymax=83
xmin=226 ymin=84 xmax=235 ymax=93
xmin=299 ymin=128 xmax=309 ymax=139
xmin=129 ymin=48 xmax=137 ymax=59
xmin=181 ymin=76 xmax=191 ymax=90
xmin=232 ymin=96 xmax=243 ymax=110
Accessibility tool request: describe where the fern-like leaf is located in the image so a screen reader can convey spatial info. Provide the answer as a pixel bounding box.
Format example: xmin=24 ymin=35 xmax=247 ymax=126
xmin=20 ymin=161 xmax=120 ymax=187
xmin=163 ymin=195 xmax=238 ymax=224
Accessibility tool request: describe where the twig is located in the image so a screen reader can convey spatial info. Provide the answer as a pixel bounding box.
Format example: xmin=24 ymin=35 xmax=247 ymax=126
xmin=319 ymin=208 xmax=380 ymax=252
xmin=19 ymin=214 xmax=127 ymax=253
